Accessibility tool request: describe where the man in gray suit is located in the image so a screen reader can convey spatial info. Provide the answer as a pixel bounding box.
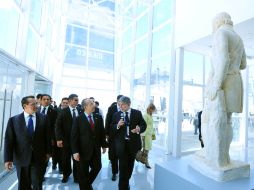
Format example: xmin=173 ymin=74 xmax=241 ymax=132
xmin=4 ymin=95 xmax=51 ymax=190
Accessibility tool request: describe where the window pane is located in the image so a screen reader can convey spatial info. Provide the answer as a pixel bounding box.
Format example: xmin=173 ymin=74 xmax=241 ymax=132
xmin=65 ymin=25 xmax=87 ymax=46
xmin=95 ymin=0 xmax=115 ymax=12
xmin=151 ymin=55 xmax=170 ymax=85
xmin=64 ymin=45 xmax=86 ymax=65
xmin=135 ymin=38 xmax=148 ymax=63
xmin=181 ymin=85 xmax=203 ymax=152
xmin=0 ymin=6 xmax=19 ymax=55
xmin=122 ymin=27 xmax=133 ymax=48
xmin=153 ymin=0 xmax=173 ymax=27
xmin=26 ymin=28 xmax=39 ymax=69
xmin=136 ymin=13 xmax=148 ymax=38
xmin=29 ymin=0 xmax=42 ymax=31
xmin=183 ymin=51 xmax=203 ymax=85
xmin=89 ymin=31 xmax=114 ymax=51
xmin=152 ymin=24 xmax=172 ymax=56
xmin=88 ymin=49 xmax=114 ymax=70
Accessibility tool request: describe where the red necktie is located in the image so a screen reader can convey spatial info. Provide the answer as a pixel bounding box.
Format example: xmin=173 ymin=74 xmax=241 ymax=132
xmin=88 ymin=115 xmax=94 ymax=129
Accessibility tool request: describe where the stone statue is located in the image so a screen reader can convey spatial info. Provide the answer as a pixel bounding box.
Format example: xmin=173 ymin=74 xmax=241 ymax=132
xmin=191 ymin=12 xmax=249 ymax=181
xmin=204 ymin=12 xmax=247 ymax=167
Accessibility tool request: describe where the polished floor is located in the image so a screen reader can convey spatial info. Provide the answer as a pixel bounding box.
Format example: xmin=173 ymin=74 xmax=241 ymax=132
xmin=2 ymin=129 xmax=254 ymax=190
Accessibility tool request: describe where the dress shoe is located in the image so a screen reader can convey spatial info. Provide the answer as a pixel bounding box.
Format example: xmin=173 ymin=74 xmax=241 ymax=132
xmin=61 ymin=176 xmax=68 ymax=183
xmin=111 ymin=174 xmax=117 ymax=181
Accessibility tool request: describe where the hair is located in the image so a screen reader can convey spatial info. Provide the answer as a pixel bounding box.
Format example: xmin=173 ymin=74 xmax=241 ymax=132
xmin=61 ymin=97 xmax=69 ymax=101
xmin=95 ymin=101 xmax=99 ymax=106
xmin=68 ymin=94 xmax=78 ymax=100
xmin=147 ymin=103 xmax=156 ymax=114
xmin=119 ymin=96 xmax=131 ymax=105
xmin=117 ymin=95 xmax=123 ymax=101
xmin=81 ymin=98 xmax=90 ymax=109
xmin=36 ymin=94 xmax=42 ymax=99
xmin=41 ymin=94 xmax=50 ymax=99
xmin=212 ymin=12 xmax=233 ymax=33
xmin=21 ymin=95 xmax=35 ymax=109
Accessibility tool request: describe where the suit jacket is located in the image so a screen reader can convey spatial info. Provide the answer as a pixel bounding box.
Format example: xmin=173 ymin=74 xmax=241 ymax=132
xmin=111 ymin=109 xmax=147 ymax=158
xmin=55 ymin=107 xmax=82 ymax=149
xmin=37 ymin=106 xmax=57 ymax=140
xmin=71 ymin=113 xmax=107 ymax=161
xmin=4 ymin=112 xmax=51 ymax=167
xmin=105 ymin=102 xmax=118 ymax=136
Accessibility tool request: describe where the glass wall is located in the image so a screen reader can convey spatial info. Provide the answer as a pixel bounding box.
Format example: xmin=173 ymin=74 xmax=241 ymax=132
xmin=0 ymin=57 xmax=28 ymax=174
xmin=181 ymin=51 xmax=204 ymax=152
xmin=0 ymin=2 xmax=20 ymax=56
xmin=116 ymin=0 xmax=175 ymax=151
xmin=60 ymin=0 xmax=116 ymax=112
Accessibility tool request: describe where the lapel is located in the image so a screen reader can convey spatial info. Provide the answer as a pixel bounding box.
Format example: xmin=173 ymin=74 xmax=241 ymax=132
xmin=82 ymin=114 xmax=92 ymax=130
xmin=18 ymin=113 xmax=27 ymax=134
xmin=35 ymin=112 xmax=40 ymax=134
xmin=66 ymin=107 xmax=73 ymax=121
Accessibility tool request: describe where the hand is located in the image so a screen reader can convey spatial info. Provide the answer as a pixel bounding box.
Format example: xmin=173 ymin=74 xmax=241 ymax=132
xmin=73 ymin=153 xmax=80 ymax=161
xmin=207 ymin=87 xmax=219 ymax=100
xmin=131 ymin=126 xmax=140 ymax=134
xmin=102 ymin=148 xmax=106 ymax=154
xmin=5 ymin=162 xmax=13 ymax=171
xmin=117 ymin=119 xmax=125 ymax=129
xmin=46 ymin=154 xmax=51 ymax=161
xmin=57 ymin=140 xmax=63 ymax=147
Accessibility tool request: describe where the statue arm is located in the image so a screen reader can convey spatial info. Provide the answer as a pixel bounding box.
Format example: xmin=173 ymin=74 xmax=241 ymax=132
xmin=240 ymin=48 xmax=247 ymax=70
xmin=209 ymin=30 xmax=230 ymax=100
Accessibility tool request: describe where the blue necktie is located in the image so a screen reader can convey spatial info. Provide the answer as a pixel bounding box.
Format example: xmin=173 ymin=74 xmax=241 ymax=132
xmin=28 ymin=115 xmax=34 ymax=136
xmin=41 ymin=107 xmax=46 ymax=114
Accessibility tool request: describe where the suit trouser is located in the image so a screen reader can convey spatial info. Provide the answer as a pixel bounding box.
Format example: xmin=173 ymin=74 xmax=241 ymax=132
xmin=16 ymin=163 xmax=43 ymax=190
xmin=52 ymin=145 xmax=62 ymax=170
xmin=119 ymin=141 xmax=135 ymax=190
xmin=77 ymin=149 xmax=102 ymax=190
xmin=62 ymin=146 xmax=78 ymax=180
xmin=108 ymin=138 xmax=119 ymax=175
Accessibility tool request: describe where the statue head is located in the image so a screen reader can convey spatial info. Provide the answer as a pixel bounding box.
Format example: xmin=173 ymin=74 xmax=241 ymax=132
xmin=212 ymin=12 xmax=233 ymax=33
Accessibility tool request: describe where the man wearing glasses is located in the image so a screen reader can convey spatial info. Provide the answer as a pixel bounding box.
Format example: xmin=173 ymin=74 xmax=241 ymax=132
xmin=55 ymin=94 xmax=82 ymax=183
xmin=4 ymin=95 xmax=51 ymax=190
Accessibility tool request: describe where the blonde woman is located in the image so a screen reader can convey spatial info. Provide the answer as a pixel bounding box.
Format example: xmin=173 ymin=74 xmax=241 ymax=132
xmin=141 ymin=103 xmax=156 ymax=169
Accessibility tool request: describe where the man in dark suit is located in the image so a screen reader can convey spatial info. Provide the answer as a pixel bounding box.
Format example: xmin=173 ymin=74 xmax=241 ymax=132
xmin=37 ymin=94 xmax=59 ymax=176
xmin=111 ymin=96 xmax=147 ymax=190
xmin=105 ymin=94 xmax=123 ymax=181
xmin=55 ymin=94 xmax=81 ymax=183
xmin=71 ymin=98 xmax=107 ymax=190
xmin=4 ymin=95 xmax=51 ymax=190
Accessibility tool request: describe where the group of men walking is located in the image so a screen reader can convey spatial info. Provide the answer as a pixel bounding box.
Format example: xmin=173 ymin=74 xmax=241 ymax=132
xmin=4 ymin=94 xmax=147 ymax=190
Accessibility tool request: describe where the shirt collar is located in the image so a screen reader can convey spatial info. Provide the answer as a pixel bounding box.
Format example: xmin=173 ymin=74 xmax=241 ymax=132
xmin=24 ymin=111 xmax=36 ymax=117
xmin=84 ymin=112 xmax=93 ymax=117
xmin=69 ymin=106 xmax=76 ymax=110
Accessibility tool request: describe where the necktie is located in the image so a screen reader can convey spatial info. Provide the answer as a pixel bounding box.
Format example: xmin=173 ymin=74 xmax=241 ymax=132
xmin=125 ymin=112 xmax=130 ymax=138
xmin=88 ymin=115 xmax=94 ymax=130
xmin=28 ymin=115 xmax=34 ymax=136
xmin=125 ymin=112 xmax=129 ymax=124
xmin=41 ymin=107 xmax=46 ymax=114
xmin=72 ymin=109 xmax=76 ymax=118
